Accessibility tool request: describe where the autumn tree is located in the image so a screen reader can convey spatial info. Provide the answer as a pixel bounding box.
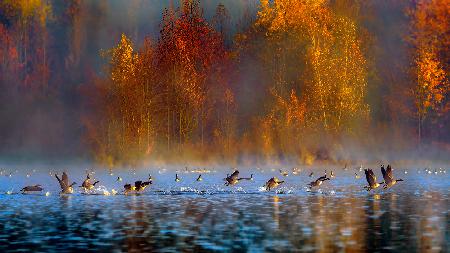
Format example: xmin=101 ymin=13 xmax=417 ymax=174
xmin=157 ymin=0 xmax=226 ymax=152
xmin=407 ymin=0 xmax=449 ymax=145
xmin=233 ymin=0 xmax=370 ymax=162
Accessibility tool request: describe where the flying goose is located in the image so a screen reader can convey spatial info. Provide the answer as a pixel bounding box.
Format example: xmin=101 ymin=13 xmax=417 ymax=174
xmin=175 ymin=173 xmax=181 ymax=182
xmin=123 ymin=183 xmax=133 ymax=194
xmin=123 ymin=180 xmax=152 ymax=194
xmin=135 ymin=180 xmax=151 ymax=192
xmin=364 ymin=168 xmax=383 ymax=191
xmin=224 ymin=170 xmax=253 ymax=186
xmin=264 ymin=177 xmax=284 ymax=191
xmin=381 ymin=165 xmax=403 ymax=189
xmin=196 ymin=174 xmax=203 ymax=181
xmin=21 ymin=184 xmax=43 ymax=193
xmin=81 ymin=173 xmax=99 ymax=191
xmin=308 ymin=174 xmax=330 ymax=188
xmin=55 ymin=172 xmax=76 ymax=194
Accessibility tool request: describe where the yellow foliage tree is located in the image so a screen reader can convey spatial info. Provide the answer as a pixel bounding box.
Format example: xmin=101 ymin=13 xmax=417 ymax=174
xmin=251 ymin=0 xmax=369 ymax=159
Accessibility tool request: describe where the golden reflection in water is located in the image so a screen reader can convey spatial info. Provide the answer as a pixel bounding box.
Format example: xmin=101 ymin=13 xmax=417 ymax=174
xmin=373 ymin=194 xmax=380 ymax=228
xmin=418 ymin=192 xmax=445 ymax=253
xmin=339 ymin=195 xmax=366 ymax=253
xmin=64 ymin=190 xmax=446 ymax=252
xmin=123 ymin=196 xmax=153 ymax=252
xmin=273 ymin=195 xmax=280 ymax=229
xmin=283 ymin=194 xmax=368 ymax=252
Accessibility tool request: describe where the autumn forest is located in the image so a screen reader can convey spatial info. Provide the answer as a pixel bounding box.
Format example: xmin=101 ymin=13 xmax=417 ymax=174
xmin=0 ymin=0 xmax=448 ymax=166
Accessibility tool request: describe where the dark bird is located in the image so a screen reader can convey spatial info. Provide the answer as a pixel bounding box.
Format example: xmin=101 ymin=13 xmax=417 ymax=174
xmin=55 ymin=172 xmax=76 ymax=194
xmin=308 ymin=174 xmax=330 ymax=188
xmin=81 ymin=174 xmax=99 ymax=191
xmin=381 ymin=165 xmax=403 ymax=189
xmin=123 ymin=180 xmax=152 ymax=194
xmin=364 ymin=169 xmax=383 ymax=191
xmin=196 ymin=174 xmax=203 ymax=181
xmin=135 ymin=180 xmax=152 ymax=192
xmin=175 ymin=173 xmax=181 ymax=182
xmin=264 ymin=177 xmax=284 ymax=191
xmin=117 ymin=176 xmax=122 ymax=182
xmin=21 ymin=184 xmax=43 ymax=193
xmin=309 ymin=172 xmax=314 ymax=177
xmin=123 ymin=183 xmax=133 ymax=194
xmin=224 ymin=170 xmax=253 ymax=186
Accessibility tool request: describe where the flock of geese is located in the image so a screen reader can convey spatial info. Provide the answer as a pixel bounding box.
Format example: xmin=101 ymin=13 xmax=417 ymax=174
xmin=5 ymin=164 xmax=414 ymax=195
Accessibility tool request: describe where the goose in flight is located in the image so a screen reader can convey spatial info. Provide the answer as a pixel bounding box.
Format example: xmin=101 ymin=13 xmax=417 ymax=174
xmin=381 ymin=165 xmax=403 ymax=189
xmin=55 ymin=172 xmax=76 ymax=194
xmin=264 ymin=177 xmax=284 ymax=191
xmin=224 ymin=170 xmax=253 ymax=186
xmin=175 ymin=173 xmax=181 ymax=182
xmin=81 ymin=174 xmax=99 ymax=191
xmin=135 ymin=180 xmax=151 ymax=192
xmin=308 ymin=174 xmax=330 ymax=188
xmin=364 ymin=168 xmax=383 ymax=191
xmin=123 ymin=180 xmax=152 ymax=194
xmin=123 ymin=183 xmax=133 ymax=194
xmin=21 ymin=184 xmax=43 ymax=193
xmin=196 ymin=174 xmax=203 ymax=181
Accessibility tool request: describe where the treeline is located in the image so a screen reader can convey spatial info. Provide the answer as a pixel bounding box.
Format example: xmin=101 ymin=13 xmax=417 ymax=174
xmin=0 ymin=0 xmax=448 ymax=165
xmin=81 ymin=2 xmax=233 ymax=165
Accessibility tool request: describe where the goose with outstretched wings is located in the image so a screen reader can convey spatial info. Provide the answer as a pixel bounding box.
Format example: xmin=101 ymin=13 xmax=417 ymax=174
xmin=364 ymin=169 xmax=383 ymax=191
xmin=381 ymin=165 xmax=403 ymax=189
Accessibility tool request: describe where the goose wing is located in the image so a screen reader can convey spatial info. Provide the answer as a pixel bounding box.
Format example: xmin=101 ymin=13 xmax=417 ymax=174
xmin=386 ymin=165 xmax=394 ymax=180
xmin=55 ymin=174 xmax=65 ymax=189
xmin=62 ymin=172 xmax=69 ymax=188
xmin=230 ymin=170 xmax=239 ymax=180
xmin=381 ymin=166 xmax=393 ymax=184
xmin=135 ymin=181 xmax=142 ymax=189
xmin=381 ymin=166 xmax=387 ymax=180
xmin=365 ymin=169 xmax=376 ymax=187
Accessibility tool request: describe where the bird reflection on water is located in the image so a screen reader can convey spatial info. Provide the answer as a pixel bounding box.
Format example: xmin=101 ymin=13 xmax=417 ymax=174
xmin=0 ymin=169 xmax=447 ymax=252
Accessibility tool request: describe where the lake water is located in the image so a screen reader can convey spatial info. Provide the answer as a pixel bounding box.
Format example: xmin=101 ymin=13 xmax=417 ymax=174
xmin=0 ymin=166 xmax=448 ymax=252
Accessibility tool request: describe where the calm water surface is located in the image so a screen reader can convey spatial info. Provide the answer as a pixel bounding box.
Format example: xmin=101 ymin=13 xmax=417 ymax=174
xmin=0 ymin=167 xmax=448 ymax=252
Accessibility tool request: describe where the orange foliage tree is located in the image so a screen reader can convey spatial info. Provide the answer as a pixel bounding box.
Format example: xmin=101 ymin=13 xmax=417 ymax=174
xmin=408 ymin=0 xmax=449 ymax=144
